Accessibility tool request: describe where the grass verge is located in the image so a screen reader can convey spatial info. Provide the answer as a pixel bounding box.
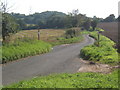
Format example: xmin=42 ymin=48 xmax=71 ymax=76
xmin=3 ymin=70 xmax=119 ymax=88
xmin=80 ymin=31 xmax=118 ymax=65
xmin=49 ymin=35 xmax=84 ymax=46
xmin=2 ymin=40 xmax=51 ymax=64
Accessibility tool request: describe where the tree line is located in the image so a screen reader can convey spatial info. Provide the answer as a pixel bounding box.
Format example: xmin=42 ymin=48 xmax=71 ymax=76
xmin=10 ymin=11 xmax=120 ymax=30
xmin=1 ymin=8 xmax=120 ymax=42
xmin=10 ymin=10 xmax=101 ymax=30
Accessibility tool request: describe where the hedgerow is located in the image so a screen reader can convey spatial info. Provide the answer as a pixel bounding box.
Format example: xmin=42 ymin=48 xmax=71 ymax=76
xmin=2 ymin=40 xmax=51 ymax=64
xmin=80 ymin=31 xmax=118 ymax=65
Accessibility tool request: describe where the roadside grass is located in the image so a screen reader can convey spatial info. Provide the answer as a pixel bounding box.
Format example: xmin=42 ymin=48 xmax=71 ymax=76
xmin=49 ymin=35 xmax=84 ymax=46
xmin=2 ymin=39 xmax=51 ymax=64
xmin=80 ymin=31 xmax=118 ymax=65
xmin=4 ymin=69 xmax=119 ymax=88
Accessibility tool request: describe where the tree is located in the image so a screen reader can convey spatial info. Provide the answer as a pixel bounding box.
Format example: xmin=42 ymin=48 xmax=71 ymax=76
xmin=83 ymin=19 xmax=91 ymax=30
xmin=117 ymin=15 xmax=120 ymax=22
xmin=16 ymin=19 xmax=26 ymax=30
xmin=1 ymin=0 xmax=19 ymax=42
xmin=2 ymin=13 xmax=19 ymax=41
xmin=103 ymin=14 xmax=115 ymax=22
xmin=91 ymin=20 xmax=98 ymax=30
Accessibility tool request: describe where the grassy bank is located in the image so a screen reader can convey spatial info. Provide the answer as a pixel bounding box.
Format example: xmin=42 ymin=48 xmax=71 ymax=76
xmin=80 ymin=31 xmax=118 ymax=65
xmin=2 ymin=40 xmax=51 ymax=64
xmin=4 ymin=70 xmax=118 ymax=88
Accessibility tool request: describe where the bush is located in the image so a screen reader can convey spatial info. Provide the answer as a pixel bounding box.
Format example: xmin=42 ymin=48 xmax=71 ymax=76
xmin=65 ymin=29 xmax=80 ymax=39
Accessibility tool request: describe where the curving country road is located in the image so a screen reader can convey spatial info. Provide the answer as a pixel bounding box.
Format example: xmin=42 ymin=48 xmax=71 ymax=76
xmin=2 ymin=35 xmax=94 ymax=85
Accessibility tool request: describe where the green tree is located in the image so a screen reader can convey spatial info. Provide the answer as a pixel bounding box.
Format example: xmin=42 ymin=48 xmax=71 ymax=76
xmin=16 ymin=19 xmax=26 ymax=30
xmin=2 ymin=13 xmax=19 ymax=42
xmin=91 ymin=20 xmax=98 ymax=30
xmin=103 ymin=14 xmax=115 ymax=22
xmin=1 ymin=1 xmax=19 ymax=42
xmin=117 ymin=15 xmax=120 ymax=22
xmin=82 ymin=19 xmax=91 ymax=30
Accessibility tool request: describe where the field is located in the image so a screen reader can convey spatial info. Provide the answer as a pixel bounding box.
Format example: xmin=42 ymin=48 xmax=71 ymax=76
xmin=9 ymin=29 xmax=65 ymax=42
xmin=97 ymin=22 xmax=118 ymax=44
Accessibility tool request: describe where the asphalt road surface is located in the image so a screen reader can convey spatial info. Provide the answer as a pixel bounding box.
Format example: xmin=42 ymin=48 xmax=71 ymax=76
xmin=2 ymin=35 xmax=94 ymax=85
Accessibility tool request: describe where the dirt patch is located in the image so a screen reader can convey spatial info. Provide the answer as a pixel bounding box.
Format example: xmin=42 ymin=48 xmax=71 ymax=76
xmin=78 ymin=59 xmax=119 ymax=74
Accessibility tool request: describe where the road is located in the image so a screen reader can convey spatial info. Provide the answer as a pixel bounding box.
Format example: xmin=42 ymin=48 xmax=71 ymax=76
xmin=2 ymin=35 xmax=94 ymax=85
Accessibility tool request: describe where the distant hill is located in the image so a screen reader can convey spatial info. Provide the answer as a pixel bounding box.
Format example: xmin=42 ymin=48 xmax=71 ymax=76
xmin=11 ymin=11 xmax=67 ymax=29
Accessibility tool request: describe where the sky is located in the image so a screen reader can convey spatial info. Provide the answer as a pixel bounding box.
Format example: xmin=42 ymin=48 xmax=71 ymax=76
xmin=2 ymin=0 xmax=120 ymax=18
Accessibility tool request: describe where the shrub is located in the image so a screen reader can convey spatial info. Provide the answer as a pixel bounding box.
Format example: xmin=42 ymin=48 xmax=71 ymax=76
xmin=65 ymin=29 xmax=80 ymax=39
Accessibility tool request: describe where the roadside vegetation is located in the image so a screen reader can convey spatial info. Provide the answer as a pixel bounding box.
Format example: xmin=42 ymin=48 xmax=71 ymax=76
xmin=80 ymin=30 xmax=118 ymax=65
xmin=3 ymin=29 xmax=119 ymax=88
xmin=2 ymin=39 xmax=51 ymax=64
xmin=1 ymin=2 xmax=119 ymax=88
xmin=4 ymin=69 xmax=119 ymax=88
xmin=50 ymin=28 xmax=83 ymax=46
xmin=50 ymin=36 xmax=83 ymax=46
xmin=1 ymin=28 xmax=84 ymax=64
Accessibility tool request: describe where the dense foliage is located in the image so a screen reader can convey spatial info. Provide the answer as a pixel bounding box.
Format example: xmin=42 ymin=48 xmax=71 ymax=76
xmin=102 ymin=14 xmax=116 ymax=22
xmin=80 ymin=31 xmax=118 ymax=65
xmin=11 ymin=11 xmax=68 ymax=29
xmin=4 ymin=70 xmax=118 ymax=88
xmin=2 ymin=13 xmax=19 ymax=42
xmin=2 ymin=39 xmax=51 ymax=63
xmin=11 ymin=11 xmax=92 ymax=30
xmin=65 ymin=29 xmax=81 ymax=38
xmin=10 ymin=12 xmax=119 ymax=31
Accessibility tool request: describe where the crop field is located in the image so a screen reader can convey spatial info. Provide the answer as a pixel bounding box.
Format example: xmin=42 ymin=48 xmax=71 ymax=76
xmin=97 ymin=22 xmax=118 ymax=44
xmin=9 ymin=29 xmax=65 ymax=42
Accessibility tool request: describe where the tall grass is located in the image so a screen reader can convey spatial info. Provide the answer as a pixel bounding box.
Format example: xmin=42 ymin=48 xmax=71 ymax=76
xmin=2 ymin=39 xmax=51 ymax=64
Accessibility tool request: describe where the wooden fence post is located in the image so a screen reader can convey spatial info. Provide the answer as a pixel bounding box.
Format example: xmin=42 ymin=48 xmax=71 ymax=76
xmin=38 ymin=29 xmax=40 ymax=40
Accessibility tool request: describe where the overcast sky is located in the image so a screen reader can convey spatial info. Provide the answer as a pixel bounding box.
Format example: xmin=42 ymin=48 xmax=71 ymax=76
xmin=2 ymin=0 xmax=120 ymax=18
